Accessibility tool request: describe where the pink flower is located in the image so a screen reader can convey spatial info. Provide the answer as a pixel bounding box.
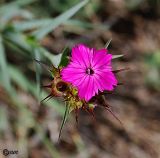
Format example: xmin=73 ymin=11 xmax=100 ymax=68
xmin=61 ymin=44 xmax=117 ymax=101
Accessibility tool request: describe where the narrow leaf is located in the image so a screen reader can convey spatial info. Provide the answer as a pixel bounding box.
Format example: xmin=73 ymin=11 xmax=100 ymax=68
xmin=1 ymin=8 xmax=33 ymax=23
xmin=33 ymin=0 xmax=89 ymax=40
xmin=0 ymin=0 xmax=36 ymax=11
xmin=8 ymin=65 xmax=64 ymax=115
xmin=59 ymin=47 xmax=70 ymax=67
xmin=112 ymin=54 xmax=124 ymax=59
xmin=13 ymin=19 xmax=109 ymax=32
xmin=58 ymin=102 xmax=70 ymax=140
xmin=3 ymin=31 xmax=32 ymax=55
xmin=34 ymin=48 xmax=41 ymax=102
xmin=34 ymin=59 xmax=51 ymax=73
xmin=105 ymin=38 xmax=112 ymax=49
xmin=0 ymin=35 xmax=12 ymax=93
xmin=38 ymin=47 xmax=62 ymax=66
xmin=4 ymin=31 xmax=60 ymax=66
xmin=13 ymin=19 xmax=52 ymax=31
xmin=0 ymin=107 xmax=9 ymax=131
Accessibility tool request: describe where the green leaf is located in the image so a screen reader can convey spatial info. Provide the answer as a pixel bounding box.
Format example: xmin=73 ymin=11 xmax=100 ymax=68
xmin=3 ymin=31 xmax=33 ymax=55
xmin=13 ymin=19 xmax=109 ymax=32
xmin=59 ymin=47 xmax=70 ymax=67
xmin=0 ymin=0 xmax=36 ymax=11
xmin=33 ymin=0 xmax=89 ymax=40
xmin=13 ymin=19 xmax=52 ymax=31
xmin=0 ymin=0 xmax=35 ymax=28
xmin=112 ymin=54 xmax=124 ymax=59
xmin=0 ymin=2 xmax=33 ymax=29
xmin=0 ymin=107 xmax=9 ymax=131
xmin=58 ymin=102 xmax=70 ymax=140
xmin=1 ymin=8 xmax=33 ymax=23
xmin=34 ymin=48 xmax=41 ymax=102
xmin=38 ymin=47 xmax=62 ymax=67
xmin=8 ymin=65 xmax=64 ymax=115
xmin=3 ymin=31 xmax=60 ymax=66
xmin=0 ymin=35 xmax=12 ymax=93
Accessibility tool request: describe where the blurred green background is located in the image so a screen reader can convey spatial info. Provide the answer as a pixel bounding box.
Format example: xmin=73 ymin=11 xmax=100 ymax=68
xmin=0 ymin=0 xmax=160 ymax=158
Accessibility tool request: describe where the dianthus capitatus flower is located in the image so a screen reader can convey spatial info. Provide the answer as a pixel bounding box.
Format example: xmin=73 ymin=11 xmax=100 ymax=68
xmin=61 ymin=44 xmax=118 ymax=101
xmin=40 ymin=43 xmax=126 ymax=138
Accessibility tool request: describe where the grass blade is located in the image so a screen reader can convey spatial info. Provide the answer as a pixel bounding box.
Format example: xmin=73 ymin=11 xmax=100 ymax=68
xmin=3 ymin=31 xmax=33 ymax=55
xmin=3 ymin=31 xmax=60 ymax=66
xmin=13 ymin=19 xmax=109 ymax=31
xmin=34 ymin=48 xmax=41 ymax=102
xmin=58 ymin=102 xmax=70 ymax=140
xmin=2 ymin=8 xmax=33 ymax=22
xmin=5 ymin=35 xmax=57 ymax=66
xmin=8 ymin=65 xmax=64 ymax=115
xmin=38 ymin=47 xmax=62 ymax=67
xmin=0 ymin=35 xmax=12 ymax=93
xmin=13 ymin=19 xmax=52 ymax=31
xmin=0 ymin=0 xmax=36 ymax=11
xmin=33 ymin=0 xmax=89 ymax=40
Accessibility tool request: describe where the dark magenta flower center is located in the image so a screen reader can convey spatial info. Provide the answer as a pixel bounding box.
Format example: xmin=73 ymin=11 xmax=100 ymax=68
xmin=86 ymin=68 xmax=94 ymax=75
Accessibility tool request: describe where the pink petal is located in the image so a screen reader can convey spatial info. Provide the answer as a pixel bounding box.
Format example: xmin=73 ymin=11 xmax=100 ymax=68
xmin=96 ymin=49 xmax=108 ymax=54
xmin=78 ymin=75 xmax=97 ymax=101
xmin=78 ymin=75 xmax=90 ymax=100
xmin=93 ymin=74 xmax=106 ymax=92
xmin=72 ymin=74 xmax=87 ymax=87
xmin=61 ymin=67 xmax=85 ymax=83
xmin=92 ymin=53 xmax=112 ymax=69
xmin=85 ymin=76 xmax=95 ymax=101
xmin=96 ymin=66 xmax=112 ymax=73
xmin=95 ymin=71 xmax=117 ymax=90
xmin=69 ymin=61 xmax=86 ymax=69
xmin=71 ymin=44 xmax=93 ymax=67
